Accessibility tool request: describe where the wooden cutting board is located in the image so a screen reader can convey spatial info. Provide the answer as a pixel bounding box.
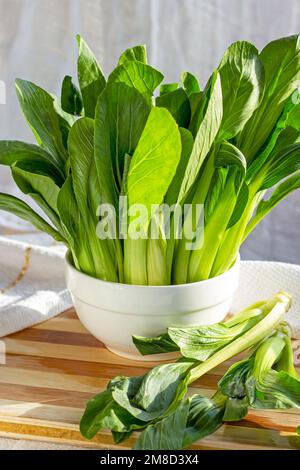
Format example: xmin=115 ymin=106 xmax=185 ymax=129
xmin=0 ymin=308 xmax=299 ymax=450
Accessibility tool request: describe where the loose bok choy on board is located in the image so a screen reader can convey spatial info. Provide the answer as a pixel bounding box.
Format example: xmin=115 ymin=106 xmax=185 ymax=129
xmin=0 ymin=36 xmax=300 ymax=284
xmin=79 ymin=292 xmax=300 ymax=450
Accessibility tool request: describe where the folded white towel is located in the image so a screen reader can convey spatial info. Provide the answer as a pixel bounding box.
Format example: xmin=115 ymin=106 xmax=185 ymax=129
xmin=232 ymin=259 xmax=300 ymax=340
xmin=0 ymin=235 xmax=72 ymax=337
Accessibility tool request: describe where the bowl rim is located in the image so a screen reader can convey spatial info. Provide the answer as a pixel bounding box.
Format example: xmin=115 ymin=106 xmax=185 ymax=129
xmin=65 ymin=250 xmax=240 ymax=291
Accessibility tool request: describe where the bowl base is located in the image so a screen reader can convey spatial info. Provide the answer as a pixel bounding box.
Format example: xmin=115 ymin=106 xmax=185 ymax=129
xmin=106 ymin=345 xmax=179 ymax=362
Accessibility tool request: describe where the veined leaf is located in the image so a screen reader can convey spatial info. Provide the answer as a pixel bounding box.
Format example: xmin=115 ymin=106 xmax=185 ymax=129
xmin=94 ymin=82 xmax=150 ymax=193
xmin=215 ymin=141 xmax=247 ymax=187
xmin=156 ymin=88 xmax=191 ymax=127
xmin=80 ymin=389 xmax=143 ymax=439
xmin=165 ymin=128 xmax=194 ymax=206
xmin=246 ymin=334 xmax=300 ymax=409
xmin=132 ymin=332 xmax=179 ymax=355
xmin=218 ymin=41 xmax=264 ymax=140
xmin=206 ymin=141 xmax=247 ymax=220
xmin=111 ymin=363 xmax=191 ymax=421
xmin=238 ymin=35 xmax=300 ymax=160
xmin=181 ymin=71 xmax=200 ymax=96
xmin=133 ymin=302 xmax=264 ymax=357
xmin=61 ymin=75 xmax=83 ymax=116
xmin=68 ymin=117 xmax=118 ymax=282
xmin=80 ymin=390 xmax=124 ymax=439
xmin=0 ymin=141 xmax=64 ymax=183
xmin=77 ymin=35 xmax=106 ymax=118
xmin=244 ymin=170 xmax=300 ymax=239
xmin=204 ymin=167 xmax=227 ymax=222
xmin=12 ymin=161 xmax=60 ymax=212
xmin=57 ymin=175 xmax=95 ymax=275
xmin=167 ymin=312 xmax=260 ymax=361
xmin=52 ymin=96 xmax=77 ymax=152
xmin=134 ymin=392 xmax=226 ymax=450
xmin=134 ymin=400 xmax=190 ymax=450
xmin=254 ymin=369 xmax=300 ymax=409
xmin=219 ymin=332 xmax=300 ymax=412
xmin=68 ymin=117 xmax=97 ymax=216
xmin=0 ymin=193 xmax=64 ymax=242
xmin=246 ymin=96 xmax=300 ymax=182
xmin=177 ymin=71 xmax=223 ymax=203
xmin=219 ymin=359 xmax=253 ymax=398
xmin=12 ymin=162 xmax=62 ymax=232
xmin=108 ymin=60 xmax=163 ymax=101
xmin=81 ymin=362 xmax=192 ymax=443
xmin=260 ymin=143 xmax=300 ymax=189
xmin=188 ymin=142 xmax=246 ymax=281
xmin=118 ymin=45 xmax=147 ymax=65
xmin=183 ymin=393 xmax=226 ymax=447
xmin=132 ymin=362 xmax=191 ymax=415
xmin=127 ymin=107 xmax=181 ymax=226
xmin=15 ymin=79 xmax=68 ymax=169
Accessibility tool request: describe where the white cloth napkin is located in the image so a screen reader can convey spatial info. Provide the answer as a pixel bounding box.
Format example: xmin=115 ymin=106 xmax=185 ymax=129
xmin=0 ymin=235 xmax=72 ymax=337
xmin=0 ymin=234 xmax=299 ymax=340
xmin=232 ymin=260 xmax=300 ymax=340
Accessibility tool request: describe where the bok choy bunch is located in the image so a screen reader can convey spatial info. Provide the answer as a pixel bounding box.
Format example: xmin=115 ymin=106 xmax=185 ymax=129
xmin=79 ymin=292 xmax=300 ymax=449
xmin=0 ymin=36 xmax=300 ymax=284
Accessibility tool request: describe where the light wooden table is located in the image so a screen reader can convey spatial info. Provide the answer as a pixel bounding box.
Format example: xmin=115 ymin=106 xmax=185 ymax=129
xmin=0 ymin=307 xmax=299 ymax=450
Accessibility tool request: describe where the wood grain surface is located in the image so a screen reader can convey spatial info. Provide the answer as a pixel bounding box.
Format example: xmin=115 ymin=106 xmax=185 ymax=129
xmin=0 ymin=308 xmax=299 ymax=450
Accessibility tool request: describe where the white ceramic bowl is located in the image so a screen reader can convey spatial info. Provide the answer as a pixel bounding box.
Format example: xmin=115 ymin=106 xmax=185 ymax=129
xmin=65 ymin=253 xmax=240 ymax=361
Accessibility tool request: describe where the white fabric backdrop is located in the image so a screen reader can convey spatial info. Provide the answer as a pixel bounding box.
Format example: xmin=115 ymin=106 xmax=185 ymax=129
xmin=0 ymin=0 xmax=300 ymax=262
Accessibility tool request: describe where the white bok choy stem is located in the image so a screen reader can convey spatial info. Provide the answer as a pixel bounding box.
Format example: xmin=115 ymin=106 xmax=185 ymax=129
xmin=188 ymin=292 xmax=291 ymax=384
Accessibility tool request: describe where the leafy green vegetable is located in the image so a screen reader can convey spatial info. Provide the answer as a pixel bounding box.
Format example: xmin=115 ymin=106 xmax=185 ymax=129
xmin=124 ymin=107 xmax=181 ymax=284
xmin=177 ymin=71 xmax=223 ymax=203
xmin=12 ymin=161 xmax=62 ymax=231
xmin=156 ymin=88 xmax=191 ymax=127
xmin=61 ymin=75 xmax=83 ymax=116
xmin=1 ymin=35 xmax=300 ymax=286
xmin=133 ymin=301 xmax=264 ymax=358
xmin=108 ymin=60 xmax=163 ymax=102
xmin=0 ymin=193 xmax=64 ymax=242
xmin=68 ymin=117 xmax=118 ymax=281
xmin=132 ymin=332 xmax=178 ymax=355
xmin=181 ymin=71 xmax=200 ymax=96
xmin=76 ymin=35 xmax=106 ymax=118
xmin=134 ymin=400 xmax=190 ymax=450
xmin=126 ymin=107 xmax=181 ymax=225
xmin=57 ymin=175 xmax=94 ymax=273
xmin=237 ymin=35 xmax=300 ymax=161
xmin=0 ymin=141 xmax=65 ymax=183
xmin=165 ymin=128 xmax=194 ymax=206
xmin=118 ymin=45 xmax=148 ymax=65
xmin=219 ymin=331 xmax=300 ymax=413
xmin=15 ymin=79 xmax=68 ymax=171
xmin=94 ymin=82 xmax=150 ymax=192
xmin=80 ymin=292 xmax=300 ymax=449
xmin=218 ymin=40 xmax=264 ymax=140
